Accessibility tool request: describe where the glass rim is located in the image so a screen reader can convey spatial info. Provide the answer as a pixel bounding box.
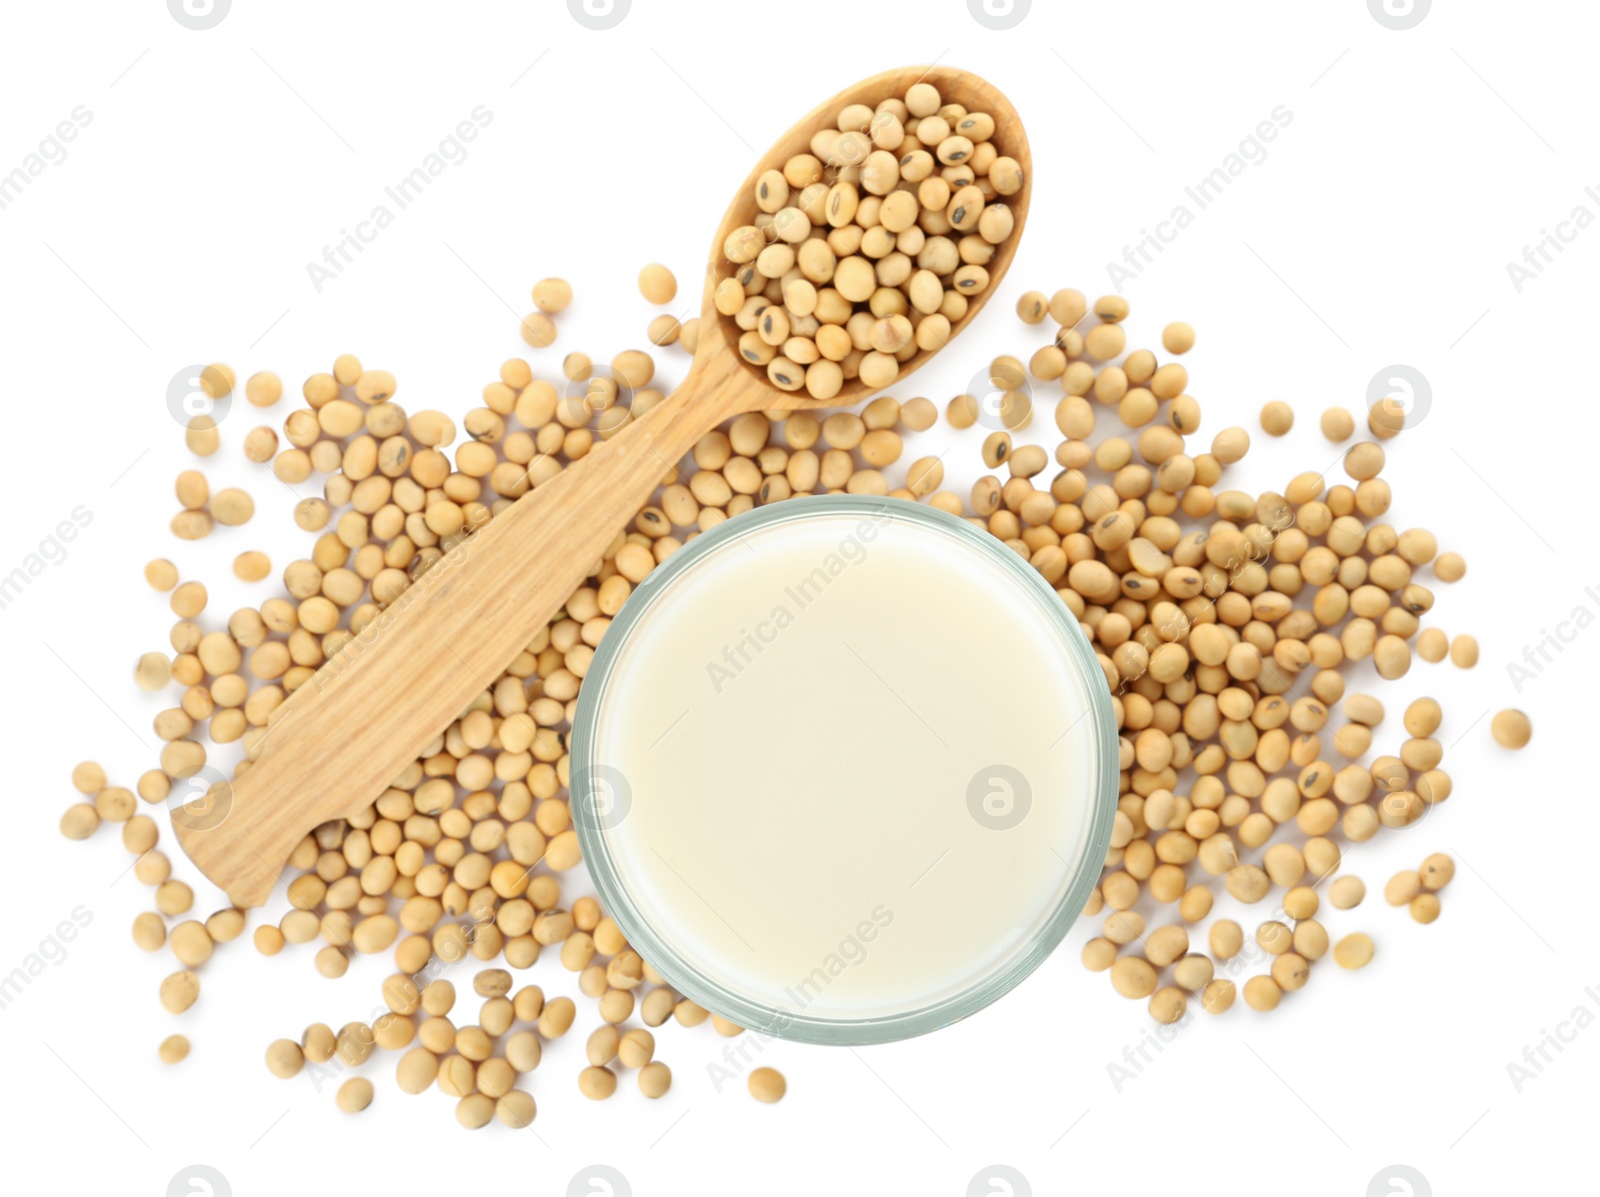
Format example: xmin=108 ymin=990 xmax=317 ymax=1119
xmin=570 ymin=494 xmax=1119 ymax=1045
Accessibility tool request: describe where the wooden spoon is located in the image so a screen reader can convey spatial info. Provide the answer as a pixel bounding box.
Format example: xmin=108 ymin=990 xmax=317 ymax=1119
xmin=175 ymin=64 xmax=1032 ymax=906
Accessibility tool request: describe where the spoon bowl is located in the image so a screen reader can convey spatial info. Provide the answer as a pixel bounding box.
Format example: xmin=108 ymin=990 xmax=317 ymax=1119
xmin=695 ymin=63 xmax=1031 ymax=414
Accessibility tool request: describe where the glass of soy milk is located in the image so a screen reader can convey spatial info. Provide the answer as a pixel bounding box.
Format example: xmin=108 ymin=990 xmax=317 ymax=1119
xmin=571 ymin=495 xmax=1118 ymax=1044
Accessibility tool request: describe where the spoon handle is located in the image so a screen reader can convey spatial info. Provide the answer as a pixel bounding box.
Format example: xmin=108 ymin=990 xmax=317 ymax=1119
xmin=176 ymin=362 xmax=744 ymax=906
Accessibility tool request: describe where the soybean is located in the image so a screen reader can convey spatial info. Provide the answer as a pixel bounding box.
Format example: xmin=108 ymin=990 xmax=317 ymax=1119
xmin=748 ymin=1066 xmax=787 ymax=1103
xmin=337 ymin=1077 xmax=375 ymax=1113
xmin=1333 ymin=933 xmax=1375 ymax=969
xmin=1491 ymin=709 xmax=1531 ymax=749
xmin=159 ymin=1035 xmax=190 ymax=1065
xmin=1259 ymin=402 xmax=1294 ymax=436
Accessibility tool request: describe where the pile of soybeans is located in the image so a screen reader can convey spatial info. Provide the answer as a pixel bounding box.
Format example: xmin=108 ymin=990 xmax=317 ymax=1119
xmin=56 ymin=75 xmax=1531 ymax=1130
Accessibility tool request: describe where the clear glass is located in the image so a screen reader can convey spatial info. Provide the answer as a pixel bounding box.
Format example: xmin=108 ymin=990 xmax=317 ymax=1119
xmin=571 ymin=496 xmax=1118 ymax=1044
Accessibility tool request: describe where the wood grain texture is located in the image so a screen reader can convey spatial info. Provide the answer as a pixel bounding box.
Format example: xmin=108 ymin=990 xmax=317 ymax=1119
xmin=174 ymin=64 xmax=1031 ymax=906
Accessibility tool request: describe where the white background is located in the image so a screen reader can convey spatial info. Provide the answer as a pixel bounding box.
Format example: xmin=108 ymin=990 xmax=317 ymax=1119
xmin=2 ymin=1 xmax=1596 ymax=1195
